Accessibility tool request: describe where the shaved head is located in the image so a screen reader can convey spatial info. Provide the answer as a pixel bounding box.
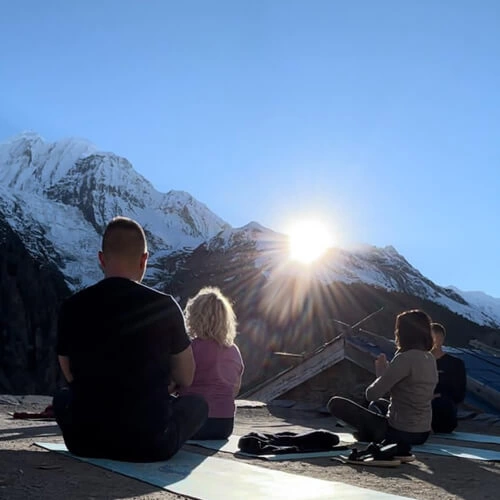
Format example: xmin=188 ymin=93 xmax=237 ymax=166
xmin=102 ymin=217 xmax=147 ymax=261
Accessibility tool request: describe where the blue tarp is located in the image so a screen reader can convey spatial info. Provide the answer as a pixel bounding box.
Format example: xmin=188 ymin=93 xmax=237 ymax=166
xmin=445 ymin=347 xmax=500 ymax=392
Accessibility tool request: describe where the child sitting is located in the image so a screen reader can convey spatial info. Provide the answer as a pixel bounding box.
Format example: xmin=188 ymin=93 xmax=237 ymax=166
xmin=178 ymin=286 xmax=244 ymax=440
xmin=328 ymin=309 xmax=438 ymax=461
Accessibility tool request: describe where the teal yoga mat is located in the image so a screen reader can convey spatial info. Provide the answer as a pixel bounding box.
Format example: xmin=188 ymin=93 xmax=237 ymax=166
xmin=413 ymin=442 xmax=500 ymax=461
xmin=187 ymin=433 xmax=356 ymax=461
xmin=187 ymin=434 xmax=241 ymax=453
xmin=35 ymin=442 xmax=413 ymax=500
xmin=188 ymin=435 xmax=500 ymax=462
xmin=433 ymin=431 xmax=500 ymax=445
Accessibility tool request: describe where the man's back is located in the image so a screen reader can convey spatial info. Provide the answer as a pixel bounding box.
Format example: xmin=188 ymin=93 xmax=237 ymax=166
xmin=54 ymin=216 xmax=207 ymax=461
xmin=435 ymin=353 xmax=466 ymax=404
xmin=57 ymin=277 xmax=190 ymax=436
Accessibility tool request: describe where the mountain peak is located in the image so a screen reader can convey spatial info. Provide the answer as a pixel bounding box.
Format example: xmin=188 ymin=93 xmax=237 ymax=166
xmin=6 ymin=130 xmax=44 ymax=143
xmin=239 ymin=221 xmax=270 ymax=232
xmin=0 ymin=131 xmax=231 ymax=289
xmin=0 ymin=133 xmax=97 ymax=192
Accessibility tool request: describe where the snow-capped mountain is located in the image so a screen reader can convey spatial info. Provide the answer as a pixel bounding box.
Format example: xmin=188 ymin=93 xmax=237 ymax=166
xmin=202 ymin=226 xmax=500 ymax=328
xmin=0 ymin=132 xmax=229 ymax=289
xmin=448 ymin=287 xmax=500 ymax=328
xmin=1 ymin=132 xmax=500 ymax=328
xmin=312 ymin=245 xmax=500 ymax=328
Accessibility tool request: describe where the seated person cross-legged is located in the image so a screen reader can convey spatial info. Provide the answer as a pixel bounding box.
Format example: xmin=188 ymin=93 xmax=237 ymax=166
xmin=178 ymin=287 xmax=244 ymax=440
xmin=328 ymin=309 xmax=438 ymax=461
xmin=53 ymin=216 xmax=208 ymax=462
xmin=430 ymin=322 xmax=466 ymax=433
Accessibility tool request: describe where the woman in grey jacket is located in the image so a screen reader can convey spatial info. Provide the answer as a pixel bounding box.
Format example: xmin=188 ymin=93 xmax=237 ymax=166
xmin=328 ymin=309 xmax=438 ymax=460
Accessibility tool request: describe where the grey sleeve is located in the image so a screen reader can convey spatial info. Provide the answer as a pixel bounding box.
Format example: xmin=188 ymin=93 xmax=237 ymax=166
xmin=365 ymin=353 xmax=411 ymax=401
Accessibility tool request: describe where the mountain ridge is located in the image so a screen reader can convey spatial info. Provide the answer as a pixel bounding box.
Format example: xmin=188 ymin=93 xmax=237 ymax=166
xmin=1 ymin=132 xmax=499 ymax=327
xmin=1 ymin=131 xmax=499 ymax=394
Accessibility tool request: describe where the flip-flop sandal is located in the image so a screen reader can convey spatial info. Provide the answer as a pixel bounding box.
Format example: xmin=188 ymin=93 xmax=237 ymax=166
xmin=351 ymin=442 xmax=398 ymax=461
xmin=332 ymin=442 xmax=401 ymax=467
xmin=395 ymin=454 xmax=416 ymax=463
xmin=332 ymin=455 xmax=402 ymax=467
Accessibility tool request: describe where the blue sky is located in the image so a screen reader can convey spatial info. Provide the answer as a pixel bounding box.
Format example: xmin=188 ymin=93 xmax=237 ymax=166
xmin=1 ymin=1 xmax=499 ymax=296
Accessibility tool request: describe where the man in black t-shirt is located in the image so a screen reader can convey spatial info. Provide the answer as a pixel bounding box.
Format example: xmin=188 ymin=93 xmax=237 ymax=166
xmin=53 ymin=216 xmax=208 ymax=461
xmin=431 ymin=322 xmax=467 ymax=433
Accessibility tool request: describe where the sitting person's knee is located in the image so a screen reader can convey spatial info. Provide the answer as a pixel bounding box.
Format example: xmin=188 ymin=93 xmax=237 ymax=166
xmin=327 ymin=396 xmax=344 ymax=414
xmin=368 ymin=400 xmax=388 ymax=415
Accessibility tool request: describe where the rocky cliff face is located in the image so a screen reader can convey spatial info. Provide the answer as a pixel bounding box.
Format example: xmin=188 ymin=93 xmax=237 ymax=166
xmin=0 ymin=214 xmax=70 ymax=394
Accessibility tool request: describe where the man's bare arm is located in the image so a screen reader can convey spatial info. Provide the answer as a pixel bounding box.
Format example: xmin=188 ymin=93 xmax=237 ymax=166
xmin=58 ymin=355 xmax=74 ymax=383
xmin=170 ymin=345 xmax=195 ymax=388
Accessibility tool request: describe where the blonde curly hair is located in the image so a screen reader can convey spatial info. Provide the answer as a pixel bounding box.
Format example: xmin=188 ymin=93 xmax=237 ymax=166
xmin=184 ymin=287 xmax=237 ymax=347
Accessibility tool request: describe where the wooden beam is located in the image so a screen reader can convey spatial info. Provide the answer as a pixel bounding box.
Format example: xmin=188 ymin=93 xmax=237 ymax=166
xmin=469 ymin=340 xmax=500 ymax=357
xmin=466 ymin=376 xmax=500 ymax=412
xmin=242 ymin=336 xmax=345 ymax=403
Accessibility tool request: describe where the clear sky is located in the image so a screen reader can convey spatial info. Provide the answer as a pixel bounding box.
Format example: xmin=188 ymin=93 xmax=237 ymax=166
xmin=1 ymin=1 xmax=499 ymax=296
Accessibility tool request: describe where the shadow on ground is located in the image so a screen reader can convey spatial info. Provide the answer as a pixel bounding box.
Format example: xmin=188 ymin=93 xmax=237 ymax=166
xmin=0 ymin=448 xmax=175 ymax=500
xmin=324 ymin=453 xmax=497 ymax=500
xmin=0 ymin=422 xmax=59 ymax=442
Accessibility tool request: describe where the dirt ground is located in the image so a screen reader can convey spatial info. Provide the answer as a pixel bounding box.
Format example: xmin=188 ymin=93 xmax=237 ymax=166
xmin=1 ymin=396 xmax=499 ymax=500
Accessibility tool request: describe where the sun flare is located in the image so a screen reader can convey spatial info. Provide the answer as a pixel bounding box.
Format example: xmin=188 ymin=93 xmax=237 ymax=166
xmin=288 ymin=220 xmax=333 ymax=264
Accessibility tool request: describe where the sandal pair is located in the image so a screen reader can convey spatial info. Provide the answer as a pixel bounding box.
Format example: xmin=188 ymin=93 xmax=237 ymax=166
xmin=336 ymin=442 xmax=401 ymax=467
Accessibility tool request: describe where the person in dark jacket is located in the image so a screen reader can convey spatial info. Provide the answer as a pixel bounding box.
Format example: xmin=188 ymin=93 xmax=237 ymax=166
xmin=430 ymin=322 xmax=467 ymax=433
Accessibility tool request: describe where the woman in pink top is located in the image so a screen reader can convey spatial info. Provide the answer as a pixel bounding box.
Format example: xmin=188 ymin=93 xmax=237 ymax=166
xmin=178 ymin=286 xmax=244 ymax=440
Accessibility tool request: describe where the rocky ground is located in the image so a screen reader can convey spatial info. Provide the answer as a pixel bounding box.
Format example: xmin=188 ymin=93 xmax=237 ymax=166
xmin=1 ymin=395 xmax=499 ymax=500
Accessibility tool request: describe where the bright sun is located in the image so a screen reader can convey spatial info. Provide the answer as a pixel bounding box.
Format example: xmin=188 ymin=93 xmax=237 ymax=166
xmin=288 ymin=220 xmax=333 ymax=264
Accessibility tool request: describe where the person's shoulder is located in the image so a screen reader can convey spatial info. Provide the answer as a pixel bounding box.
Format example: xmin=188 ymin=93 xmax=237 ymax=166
xmin=391 ymin=350 xmax=414 ymax=364
xmin=193 ymin=338 xmax=219 ymax=349
xmin=62 ymin=280 xmax=105 ymax=308
xmin=191 ymin=337 xmax=208 ymax=347
xmin=131 ymin=280 xmax=164 ymax=296
xmin=70 ymin=277 xmax=137 ymax=298
xmin=230 ymin=343 xmax=244 ymax=363
xmin=447 ymin=353 xmax=465 ymax=367
xmin=398 ymin=349 xmax=434 ymax=363
xmin=135 ymin=282 xmax=179 ymax=305
xmin=393 ymin=349 xmax=415 ymax=359
xmin=229 ymin=343 xmax=242 ymax=355
xmin=191 ymin=338 xmax=217 ymax=357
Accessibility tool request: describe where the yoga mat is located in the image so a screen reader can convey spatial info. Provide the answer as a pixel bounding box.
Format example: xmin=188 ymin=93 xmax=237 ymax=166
xmin=433 ymin=431 xmax=500 ymax=445
xmin=187 ymin=433 xmax=356 ymax=461
xmin=413 ymin=443 xmax=500 ymax=461
xmin=239 ymin=449 xmax=348 ymax=461
xmin=35 ymin=442 xmax=412 ymax=500
xmin=188 ymin=435 xmax=500 ymax=462
xmin=187 ymin=434 xmax=241 ymax=453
